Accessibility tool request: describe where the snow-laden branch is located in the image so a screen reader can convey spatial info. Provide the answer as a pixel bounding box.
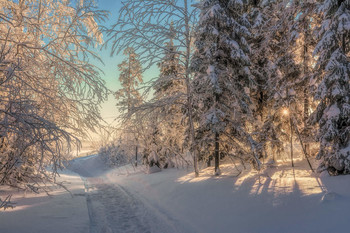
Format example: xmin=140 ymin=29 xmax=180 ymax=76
xmin=0 ymin=0 xmax=108 ymax=189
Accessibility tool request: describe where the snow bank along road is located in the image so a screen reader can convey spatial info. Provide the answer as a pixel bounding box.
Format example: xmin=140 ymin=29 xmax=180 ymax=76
xmin=68 ymin=155 xmax=183 ymax=233
xmin=0 ymin=170 xmax=90 ymax=233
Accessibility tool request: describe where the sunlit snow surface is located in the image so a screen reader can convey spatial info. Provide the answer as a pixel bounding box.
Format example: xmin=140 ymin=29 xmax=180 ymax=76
xmin=0 ymin=171 xmax=89 ymax=233
xmin=178 ymin=162 xmax=325 ymax=197
xmin=2 ymin=155 xmax=350 ymax=233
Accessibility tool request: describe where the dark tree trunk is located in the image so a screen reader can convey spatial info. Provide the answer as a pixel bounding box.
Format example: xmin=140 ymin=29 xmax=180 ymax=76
xmin=303 ymin=87 xmax=310 ymax=158
xmin=303 ymin=18 xmax=310 ymax=159
xmin=214 ymin=88 xmax=220 ymax=175
xmin=207 ymin=155 xmax=212 ymax=167
xmin=214 ymin=132 xmax=220 ymax=175
xmin=135 ymin=145 xmax=138 ymax=167
xmin=290 ymin=116 xmax=294 ymax=167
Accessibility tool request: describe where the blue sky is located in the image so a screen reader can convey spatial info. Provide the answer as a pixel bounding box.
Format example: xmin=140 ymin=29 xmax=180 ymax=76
xmin=93 ymin=0 xmax=122 ymax=123
xmin=94 ymin=0 xmax=159 ymax=123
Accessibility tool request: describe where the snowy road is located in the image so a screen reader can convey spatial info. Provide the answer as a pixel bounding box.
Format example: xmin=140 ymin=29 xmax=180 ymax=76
xmin=69 ymin=155 xmax=178 ymax=233
xmin=84 ymin=177 xmax=151 ymax=233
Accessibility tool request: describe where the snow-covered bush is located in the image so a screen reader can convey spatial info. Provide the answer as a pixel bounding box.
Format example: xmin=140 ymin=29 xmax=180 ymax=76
xmin=99 ymin=143 xmax=128 ymax=167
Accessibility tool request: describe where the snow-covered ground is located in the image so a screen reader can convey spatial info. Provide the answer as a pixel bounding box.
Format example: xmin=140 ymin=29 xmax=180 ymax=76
xmin=1 ymin=155 xmax=350 ymax=233
xmin=0 ymin=170 xmax=89 ymax=233
xmin=99 ymin=161 xmax=350 ymax=233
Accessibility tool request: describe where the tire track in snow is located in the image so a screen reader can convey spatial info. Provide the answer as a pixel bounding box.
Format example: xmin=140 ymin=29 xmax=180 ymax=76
xmin=84 ymin=177 xmax=152 ymax=233
xmin=115 ymin=182 xmax=195 ymax=233
xmin=69 ymin=155 xmax=185 ymax=233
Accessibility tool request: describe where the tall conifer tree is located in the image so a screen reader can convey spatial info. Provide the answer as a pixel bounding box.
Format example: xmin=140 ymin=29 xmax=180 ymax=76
xmin=116 ymin=47 xmax=143 ymax=114
xmin=312 ymin=0 xmax=350 ymax=175
xmin=192 ymin=0 xmax=260 ymax=175
xmin=115 ymin=47 xmax=143 ymax=164
xmin=152 ymin=24 xmax=186 ymax=162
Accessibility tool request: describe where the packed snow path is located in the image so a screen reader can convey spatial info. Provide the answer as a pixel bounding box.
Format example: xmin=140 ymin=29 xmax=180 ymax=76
xmin=84 ymin=177 xmax=150 ymax=233
xmin=68 ymin=155 xmax=179 ymax=233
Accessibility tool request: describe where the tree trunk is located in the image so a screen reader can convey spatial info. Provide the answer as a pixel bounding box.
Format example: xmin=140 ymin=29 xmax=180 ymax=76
xmin=184 ymin=0 xmax=199 ymax=177
xmin=214 ymin=91 xmax=220 ymax=175
xmin=135 ymin=145 xmax=138 ymax=167
xmin=286 ymin=87 xmax=294 ymax=168
xmin=303 ymin=87 xmax=310 ymax=158
xmin=303 ymin=19 xmax=310 ymax=159
xmin=290 ymin=116 xmax=294 ymax=167
xmin=214 ymin=132 xmax=220 ymax=175
xmin=207 ymin=155 xmax=212 ymax=167
xmin=291 ymin=116 xmax=315 ymax=172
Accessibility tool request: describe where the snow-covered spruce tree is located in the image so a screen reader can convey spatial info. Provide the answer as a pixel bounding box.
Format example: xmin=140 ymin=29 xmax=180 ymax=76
xmin=296 ymin=0 xmax=316 ymax=127
xmin=272 ymin=0 xmax=304 ymax=164
xmin=245 ymin=0 xmax=316 ymax=164
xmin=115 ymin=47 xmax=143 ymax=165
xmin=311 ymin=0 xmax=350 ymax=175
xmin=151 ymin=24 xmax=187 ymax=167
xmin=246 ymin=0 xmax=313 ymax=164
xmin=154 ymin=24 xmax=185 ymax=101
xmin=254 ymin=0 xmax=311 ymax=163
xmin=192 ymin=0 xmax=261 ymax=175
xmin=116 ymin=47 xmax=143 ymax=113
xmin=247 ymin=0 xmax=286 ymax=162
xmin=0 ymin=0 xmax=107 ymax=189
xmin=144 ymin=115 xmax=163 ymax=170
xmin=248 ymin=0 xmax=273 ymax=124
xmin=289 ymin=0 xmax=318 ymax=159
